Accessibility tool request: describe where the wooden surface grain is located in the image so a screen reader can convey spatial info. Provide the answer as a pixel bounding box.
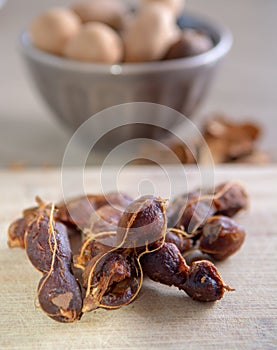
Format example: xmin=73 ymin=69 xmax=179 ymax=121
xmin=0 ymin=165 xmax=276 ymax=349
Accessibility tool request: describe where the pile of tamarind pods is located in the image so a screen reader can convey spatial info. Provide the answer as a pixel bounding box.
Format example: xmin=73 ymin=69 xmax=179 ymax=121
xmin=8 ymin=181 xmax=248 ymax=323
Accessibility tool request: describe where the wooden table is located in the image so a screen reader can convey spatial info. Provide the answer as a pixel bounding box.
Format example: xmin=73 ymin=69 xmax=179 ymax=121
xmin=0 ymin=165 xmax=276 ymax=349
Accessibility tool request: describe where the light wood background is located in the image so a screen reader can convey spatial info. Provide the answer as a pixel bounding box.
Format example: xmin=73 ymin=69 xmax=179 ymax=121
xmin=0 ymin=165 xmax=276 ymax=349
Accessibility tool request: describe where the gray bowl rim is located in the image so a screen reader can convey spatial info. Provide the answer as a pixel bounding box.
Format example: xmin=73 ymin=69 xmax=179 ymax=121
xmin=19 ymin=12 xmax=232 ymax=75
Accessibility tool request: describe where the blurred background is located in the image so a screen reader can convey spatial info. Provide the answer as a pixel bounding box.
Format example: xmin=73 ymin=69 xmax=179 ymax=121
xmin=0 ymin=0 xmax=276 ymax=167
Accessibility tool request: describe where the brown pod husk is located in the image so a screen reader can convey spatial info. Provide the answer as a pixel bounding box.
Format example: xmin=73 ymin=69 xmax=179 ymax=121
xmin=174 ymin=181 xmax=248 ymax=234
xmin=25 ymin=204 xmax=83 ymax=322
xmin=81 ymin=195 xmax=168 ymax=312
xmin=56 ymin=192 xmax=132 ymax=230
xmin=199 ymin=216 xmax=246 ymax=260
xmin=7 ymin=197 xmax=45 ymax=248
xmin=74 ymin=231 xmax=117 ymax=270
xmin=176 ymin=198 xmax=215 ymax=234
xmin=82 ymin=249 xmax=141 ymax=312
xmin=86 ymin=204 xmax=124 ymax=236
xmin=25 ymin=216 xmax=71 ymax=273
xmin=8 ymin=217 xmax=31 ymax=248
xmin=167 ymin=190 xmax=201 ymax=228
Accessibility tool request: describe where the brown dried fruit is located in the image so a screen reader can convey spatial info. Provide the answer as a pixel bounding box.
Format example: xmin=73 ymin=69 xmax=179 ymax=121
xmin=74 ymin=232 xmax=116 ymax=270
xmin=184 ymin=260 xmax=233 ymax=302
xmin=38 ymin=267 xmax=83 ymax=323
xmin=116 ymin=195 xmax=167 ymax=249
xmin=81 ymin=195 xmax=168 ymax=312
xmin=199 ymin=216 xmax=246 ymax=260
xmin=175 ymin=181 xmax=248 ymax=233
xmin=7 ymin=180 xmax=247 ymax=322
xmin=165 ymin=230 xmax=193 ymax=253
xmin=87 ymin=204 xmax=124 ymax=236
xmin=176 ymin=198 xmax=215 ymax=234
xmin=167 ymin=190 xmax=200 ymax=227
xmin=8 ymin=217 xmax=31 ymax=248
xmin=142 ymin=242 xmax=232 ymax=302
xmin=141 ymin=242 xmax=189 ymax=288
xmin=57 ymin=192 xmax=132 ymax=230
xmin=213 ymin=182 xmax=249 ymax=217
xmin=82 ymin=249 xmax=142 ymax=312
xmin=25 ymin=204 xmax=83 ymax=322
xmin=7 ymin=197 xmax=46 ymax=248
